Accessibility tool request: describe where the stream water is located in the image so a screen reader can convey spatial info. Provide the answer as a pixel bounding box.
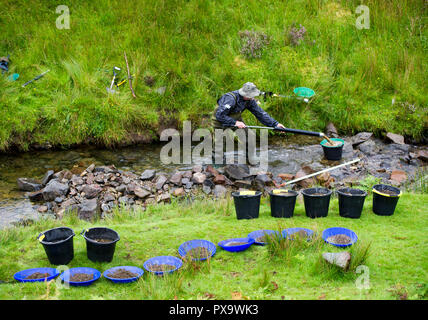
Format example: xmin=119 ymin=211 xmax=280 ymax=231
xmin=0 ymin=135 xmax=357 ymax=228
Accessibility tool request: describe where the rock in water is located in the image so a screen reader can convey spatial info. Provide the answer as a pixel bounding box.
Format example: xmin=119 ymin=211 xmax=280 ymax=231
xmin=28 ymin=189 xmax=44 ymax=202
xmin=41 ymin=170 xmax=55 ymax=186
xmin=17 ymin=178 xmax=42 ymax=192
xmin=322 ymin=252 xmax=351 ymax=270
xmin=42 ymin=180 xmax=69 ymax=201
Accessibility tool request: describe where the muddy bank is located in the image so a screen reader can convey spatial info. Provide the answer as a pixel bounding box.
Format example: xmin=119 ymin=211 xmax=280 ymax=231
xmin=1 ymin=133 xmax=426 ymax=229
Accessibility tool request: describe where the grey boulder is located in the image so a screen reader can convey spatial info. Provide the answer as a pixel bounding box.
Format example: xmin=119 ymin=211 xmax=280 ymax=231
xmin=17 ymin=178 xmax=42 ymax=192
xmin=322 ymin=252 xmax=351 ymax=270
xmin=42 ymin=180 xmax=69 ymax=201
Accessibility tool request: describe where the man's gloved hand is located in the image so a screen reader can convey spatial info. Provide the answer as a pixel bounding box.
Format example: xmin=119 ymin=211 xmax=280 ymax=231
xmin=263 ymin=91 xmax=273 ymax=101
xmin=235 ymin=121 xmax=247 ymax=129
xmin=275 ymin=123 xmax=286 ymax=130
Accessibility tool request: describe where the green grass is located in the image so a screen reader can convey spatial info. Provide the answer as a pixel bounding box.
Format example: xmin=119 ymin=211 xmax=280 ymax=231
xmin=0 ymin=0 xmax=427 ymax=151
xmin=0 ymin=192 xmax=427 ymax=300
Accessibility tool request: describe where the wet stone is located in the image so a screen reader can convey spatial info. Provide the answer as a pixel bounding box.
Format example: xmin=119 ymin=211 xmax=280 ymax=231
xmin=140 ymin=169 xmax=156 ymax=180
xmin=42 ymin=180 xmax=69 ymax=202
xmin=17 ymin=178 xmax=42 ymax=192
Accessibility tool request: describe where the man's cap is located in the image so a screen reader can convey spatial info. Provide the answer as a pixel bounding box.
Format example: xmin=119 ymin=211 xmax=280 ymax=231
xmin=238 ymin=82 xmax=261 ymax=98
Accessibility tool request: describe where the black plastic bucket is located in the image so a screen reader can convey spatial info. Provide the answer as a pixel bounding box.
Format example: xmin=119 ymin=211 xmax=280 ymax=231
xmin=301 ymin=187 xmax=332 ymax=218
xmin=337 ymin=188 xmax=367 ymax=219
xmin=232 ymin=191 xmax=262 ymax=220
xmin=37 ymin=227 xmax=75 ymax=265
xmin=269 ymin=190 xmax=298 ymax=218
xmin=320 ymin=138 xmax=344 ymax=161
xmin=81 ymin=227 xmax=120 ymax=262
xmin=372 ymin=184 xmax=401 ymax=216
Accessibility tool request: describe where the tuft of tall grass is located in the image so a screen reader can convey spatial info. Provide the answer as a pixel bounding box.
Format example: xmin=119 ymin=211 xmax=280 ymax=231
xmin=404 ymin=166 xmax=428 ymax=194
xmin=265 ymin=225 xmax=324 ymax=265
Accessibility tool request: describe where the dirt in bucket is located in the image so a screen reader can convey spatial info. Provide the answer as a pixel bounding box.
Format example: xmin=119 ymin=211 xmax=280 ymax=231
xmin=225 ymin=241 xmax=248 ymax=246
xmin=255 ymin=236 xmax=267 ymax=243
xmin=255 ymin=235 xmax=277 ymax=243
xmin=377 ymin=189 xmax=399 ymax=196
xmin=186 ymin=247 xmax=211 ymax=259
xmin=108 ymin=269 xmax=138 ymax=279
xmin=25 ymin=272 xmax=50 ymax=280
xmin=69 ymin=273 xmax=93 ymax=282
xmin=92 ymin=238 xmax=113 ymax=243
xmin=288 ymin=230 xmax=308 ymax=240
xmin=311 ymin=192 xmax=327 ymax=196
xmin=148 ymin=264 xmax=176 ymax=272
xmin=324 ymin=141 xmax=342 ymax=147
xmin=274 ymin=191 xmax=294 ymax=196
xmin=326 ymin=234 xmax=352 ymax=245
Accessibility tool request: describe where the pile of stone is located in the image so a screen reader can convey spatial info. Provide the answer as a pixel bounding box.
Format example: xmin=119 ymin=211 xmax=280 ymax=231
xmin=18 ymin=163 xmax=277 ymax=221
xmin=16 ymin=130 xmax=426 ymax=222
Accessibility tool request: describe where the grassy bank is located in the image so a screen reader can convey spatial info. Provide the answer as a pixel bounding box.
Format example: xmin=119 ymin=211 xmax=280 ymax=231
xmin=0 ymin=0 xmax=427 ymax=151
xmin=0 ymin=192 xmax=427 ymax=300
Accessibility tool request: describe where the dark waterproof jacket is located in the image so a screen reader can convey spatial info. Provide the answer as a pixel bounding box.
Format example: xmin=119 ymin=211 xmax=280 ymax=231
xmin=214 ymin=90 xmax=279 ymax=128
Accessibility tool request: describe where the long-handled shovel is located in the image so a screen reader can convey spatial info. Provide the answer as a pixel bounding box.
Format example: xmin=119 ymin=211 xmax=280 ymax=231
xmin=240 ymin=125 xmax=336 ymax=145
xmin=274 ymin=158 xmax=361 ymax=189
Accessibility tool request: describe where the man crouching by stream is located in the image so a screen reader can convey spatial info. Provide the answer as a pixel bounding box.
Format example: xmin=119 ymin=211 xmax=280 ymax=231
xmin=211 ymin=82 xmax=285 ymax=165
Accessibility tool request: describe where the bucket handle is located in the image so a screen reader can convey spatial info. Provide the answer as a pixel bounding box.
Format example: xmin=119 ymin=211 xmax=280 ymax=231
xmin=37 ymin=233 xmax=45 ymax=242
xmin=372 ymin=188 xmax=402 ymax=197
xmin=80 ymin=228 xmax=120 ymax=243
